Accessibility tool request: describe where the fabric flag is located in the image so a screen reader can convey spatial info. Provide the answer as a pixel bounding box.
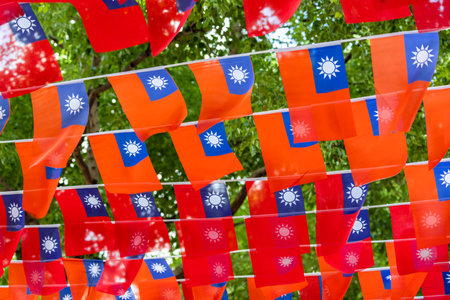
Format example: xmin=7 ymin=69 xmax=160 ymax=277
xmin=404 ymin=162 xmax=450 ymax=248
xmin=41 ymin=286 xmax=73 ymax=300
xmin=421 ymin=265 xmax=450 ymax=299
xmin=315 ymin=173 xmax=369 ymax=256
xmin=169 ymin=122 xmax=243 ymax=190
xmin=0 ymin=3 xmax=62 ymax=98
xmin=0 ymin=2 xmax=23 ymax=25
xmin=245 ymin=180 xmax=310 ymax=253
xmin=358 ymin=269 xmax=393 ymax=300
xmin=21 ymin=227 xmax=66 ymax=295
xmin=413 ymin=0 xmax=450 ymax=32
xmin=253 ymin=111 xmax=327 ymax=192
xmin=339 ymin=0 xmax=411 ymax=23
xmin=247 ymin=277 xmax=307 ymax=299
xmin=423 ymin=88 xmax=450 ymax=169
xmin=370 ymin=32 xmax=439 ymax=134
xmin=277 ymin=44 xmax=357 ymax=143
xmin=249 ymin=248 xmax=305 ymax=288
xmin=8 ymin=262 xmax=39 ymax=300
xmin=55 ymin=188 xmax=112 ymax=256
xmin=182 ymin=281 xmax=227 ymax=300
xmin=0 ymin=193 xmax=24 ymax=272
xmin=298 ymin=276 xmax=323 ymax=299
xmin=132 ymin=258 xmax=181 ymax=300
xmin=89 ymin=131 xmax=162 ymax=194
xmin=106 ymin=191 xmax=170 ymax=253
xmin=0 ymin=95 xmax=9 ymax=135
xmin=182 ymin=253 xmax=234 ymax=287
xmin=317 ymin=256 xmax=352 ymax=300
xmin=108 ymin=69 xmax=187 ymax=141
xmin=243 ymin=0 xmax=302 ymax=36
xmin=146 ymin=0 xmax=196 ymax=56
xmin=189 ymin=55 xmax=254 ymax=133
xmin=389 ymin=205 xmax=449 ymax=275
xmin=343 ymin=98 xmax=408 ymax=186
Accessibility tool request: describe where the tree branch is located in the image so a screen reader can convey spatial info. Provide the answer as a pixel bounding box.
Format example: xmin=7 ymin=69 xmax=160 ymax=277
xmin=72 ymin=140 xmax=94 ymax=184
xmin=0 ymin=176 xmax=12 ymax=191
xmin=231 ymin=166 xmax=266 ymax=215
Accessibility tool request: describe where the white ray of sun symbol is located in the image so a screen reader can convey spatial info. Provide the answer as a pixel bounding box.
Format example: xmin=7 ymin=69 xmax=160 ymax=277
xmin=64 ymin=94 xmax=85 ymax=115
xmin=62 ymin=294 xmax=72 ymax=300
xmin=278 ymin=256 xmax=294 ymax=268
xmin=42 ymin=236 xmax=58 ymax=254
xmin=119 ymin=291 xmax=133 ymax=300
xmin=446 ymin=273 xmax=450 ymax=284
xmin=416 ymin=248 xmax=435 ymax=261
xmin=212 ymin=262 xmax=226 ymax=278
xmin=439 ymin=170 xmax=450 ymax=188
xmin=130 ymin=232 xmax=146 ymax=250
xmin=12 ymin=14 xmax=37 ymax=34
xmin=346 ymin=183 xmax=367 ymax=204
xmin=8 ymin=202 xmax=23 ymax=223
xmin=0 ymin=106 xmax=5 ymax=120
xmin=133 ymin=194 xmax=153 ymax=211
xmin=421 ymin=212 xmax=441 ymax=229
xmin=151 ymin=262 xmax=167 ymax=274
xmin=162 ymin=288 xmax=177 ymax=300
xmin=278 ymin=187 xmax=301 ymax=207
xmin=345 ymin=251 xmax=359 ymax=267
xmin=411 ymin=45 xmax=434 ymax=68
xmin=147 ymin=75 xmax=168 ymax=90
xmin=204 ymin=191 xmax=226 ymax=209
xmin=351 ymin=217 xmax=367 ymax=235
xmin=204 ymin=227 xmax=223 ymax=243
xmin=204 ymin=131 xmax=224 ymax=148
xmin=88 ymin=263 xmax=101 ymax=278
xmin=123 ymin=140 xmax=142 ymax=157
xmin=290 ymin=120 xmax=311 ymax=139
xmin=385 ymin=275 xmax=392 ymax=281
xmin=374 ymin=107 xmax=394 ymax=123
xmin=317 ymin=56 xmax=340 ymax=79
xmin=29 ymin=270 xmax=42 ymax=285
xmin=275 ymin=224 xmax=294 ymax=240
xmin=227 ymin=65 xmax=249 ymax=84
xmin=84 ymin=194 xmax=102 ymax=209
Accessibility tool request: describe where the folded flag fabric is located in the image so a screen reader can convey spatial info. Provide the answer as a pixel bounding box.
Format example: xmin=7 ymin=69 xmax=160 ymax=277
xmin=182 ymin=281 xmax=227 ymax=300
xmin=277 ymin=44 xmax=356 ymax=143
xmin=253 ymin=111 xmax=327 ymax=192
xmin=8 ymin=262 xmax=39 ymax=300
xmin=339 ymin=0 xmax=411 ymax=23
xmin=89 ymin=131 xmax=162 ymax=194
xmin=344 ymin=98 xmax=408 ymax=186
xmin=413 ymin=0 xmax=450 ymax=32
xmin=0 ymin=95 xmax=10 ymax=134
xmin=317 ymin=256 xmax=353 ymax=300
xmin=108 ymin=69 xmax=187 ymax=141
xmin=0 ymin=3 xmax=62 ymax=98
xmin=247 ymin=277 xmax=307 ymax=300
xmin=243 ymin=0 xmax=302 ymax=37
xmin=189 ymin=56 xmax=254 ymax=133
xmin=169 ymin=122 xmax=243 ymax=190
xmin=298 ymin=275 xmax=323 ymax=299
xmin=96 ymin=257 xmax=143 ymax=296
xmin=182 ymin=253 xmax=234 ymax=287
xmin=370 ymin=32 xmax=439 ymax=134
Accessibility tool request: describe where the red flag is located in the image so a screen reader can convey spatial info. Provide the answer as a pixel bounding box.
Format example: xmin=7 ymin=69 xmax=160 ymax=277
xmin=169 ymin=123 xmax=243 ymax=190
xmin=0 ymin=2 xmax=23 ymax=25
xmin=40 ymin=286 xmax=73 ymax=300
xmin=358 ymin=269 xmax=392 ymax=300
xmin=413 ymin=0 xmax=450 ymax=32
xmin=339 ymin=0 xmax=411 ymax=23
xmin=89 ymin=131 xmax=162 ymax=194
xmin=421 ymin=266 xmax=450 ymax=299
xmin=182 ymin=281 xmax=227 ymax=300
xmin=253 ymin=111 xmax=327 ymax=192
xmin=344 ymin=99 xmax=408 ymax=186
xmin=423 ymin=88 xmax=450 ymax=169
xmin=0 ymin=3 xmax=62 ymax=98
xmin=96 ymin=257 xmax=143 ymax=296
xmin=146 ymin=0 xmax=195 ymax=56
xmin=298 ymin=276 xmax=323 ymax=299
xmin=108 ymin=69 xmax=187 ymax=141
xmin=317 ymin=257 xmax=352 ymax=300
xmin=243 ymin=0 xmax=302 ymax=36
xmin=276 ymin=45 xmax=356 ymax=142
xmin=8 ymin=262 xmax=39 ymax=300
xmin=247 ymin=277 xmax=307 ymax=299
xmin=189 ymin=56 xmax=254 ymax=133
xmin=370 ymin=32 xmax=439 ymax=134
xmin=182 ymin=253 xmax=234 ymax=287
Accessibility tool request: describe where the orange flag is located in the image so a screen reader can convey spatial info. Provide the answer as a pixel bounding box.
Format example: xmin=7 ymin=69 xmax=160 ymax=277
xmin=247 ymin=277 xmax=307 ymax=299
xmin=8 ymin=262 xmax=39 ymax=300
xmin=318 ymin=256 xmax=352 ymax=300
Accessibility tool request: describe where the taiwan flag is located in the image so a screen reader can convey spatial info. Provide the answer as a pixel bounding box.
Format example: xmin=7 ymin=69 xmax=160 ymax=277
xmin=318 ymin=256 xmax=353 ymax=300
xmin=21 ymin=227 xmax=66 ymax=295
xmin=358 ymin=269 xmax=393 ymax=299
xmin=182 ymin=253 xmax=234 ymax=287
xmin=247 ymin=277 xmax=307 ymax=299
xmin=253 ymin=111 xmax=327 ymax=192
xmin=371 ymin=32 xmax=439 ymax=134
xmin=243 ymin=0 xmax=302 ymax=36
xmin=108 ymin=69 xmax=187 ymax=141
xmin=315 ymin=173 xmax=369 ymax=256
xmin=413 ymin=0 xmax=450 ymax=32
xmin=89 ymin=131 xmax=162 ymax=194
xmin=0 ymin=3 xmax=62 ymax=98
xmin=277 ymin=44 xmax=356 ymax=143
xmin=343 ymin=98 xmax=408 ymax=186
xmin=189 ymin=56 xmax=254 ymax=133
xmin=169 ymin=123 xmax=243 ymax=190
xmin=404 ymin=162 xmax=450 ymax=248
xmin=40 ymin=286 xmax=74 ymax=300
xmin=423 ymin=88 xmax=450 ymax=169
xmin=0 ymin=193 xmax=24 ymax=272
xmin=339 ymin=0 xmax=411 ymax=23
xmin=421 ymin=266 xmax=450 ymax=299
xmin=182 ymin=281 xmax=227 ymax=300
xmin=0 ymin=2 xmax=23 ymax=25
xmin=8 ymin=262 xmax=39 ymax=300
xmin=146 ymin=0 xmax=196 ymax=56
xmin=0 ymin=95 xmax=10 ymax=135
xmin=55 ymin=188 xmax=112 ymax=256
xmin=132 ymin=258 xmax=181 ymax=299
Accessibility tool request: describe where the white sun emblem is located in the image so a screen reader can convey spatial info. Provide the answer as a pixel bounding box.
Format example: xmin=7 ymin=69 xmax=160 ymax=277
xmin=62 ymin=295 xmax=72 ymax=300
xmin=421 ymin=212 xmax=441 ymax=229
xmin=161 ymin=288 xmax=177 ymax=300
xmin=346 ymin=183 xmax=367 ymax=204
xmin=29 ymin=270 xmax=42 ymax=285
xmin=439 ymin=170 xmax=450 ymax=188
xmin=345 ymin=251 xmax=359 ymax=267
xmin=88 ymin=263 xmax=101 ymax=278
xmin=290 ymin=121 xmax=311 ymax=139
xmin=133 ymin=194 xmax=153 ymax=211
xmin=275 ymin=224 xmax=294 ymax=240
xmin=351 ymin=217 xmax=367 ymax=235
xmin=84 ymin=194 xmax=102 ymax=209
xmin=123 ymin=140 xmax=142 ymax=157
xmin=42 ymin=236 xmax=58 ymax=254
xmin=204 ymin=227 xmax=223 ymax=243
xmin=147 ymin=75 xmax=168 ymax=90
xmin=151 ymin=262 xmax=167 ymax=274
xmin=374 ymin=107 xmax=394 ymax=123
xmin=119 ymin=291 xmax=133 ymax=300
xmin=204 ymin=131 xmax=224 ymax=148
xmin=204 ymin=191 xmax=226 ymax=209
xmin=0 ymin=106 xmax=5 ymax=120
xmin=130 ymin=232 xmax=146 ymax=250
xmin=12 ymin=14 xmax=37 ymax=33
xmin=278 ymin=256 xmax=294 ymax=268
xmin=446 ymin=273 xmax=450 ymax=284
xmin=212 ymin=262 xmax=226 ymax=278
xmin=8 ymin=202 xmax=23 ymax=223
xmin=227 ymin=65 xmax=249 ymax=84
xmin=317 ymin=56 xmax=340 ymax=79
xmin=64 ymin=94 xmax=85 ymax=115
xmin=278 ymin=188 xmax=301 ymax=207
xmin=411 ymin=45 xmax=434 ymax=68
xmin=416 ymin=248 xmax=435 ymax=261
